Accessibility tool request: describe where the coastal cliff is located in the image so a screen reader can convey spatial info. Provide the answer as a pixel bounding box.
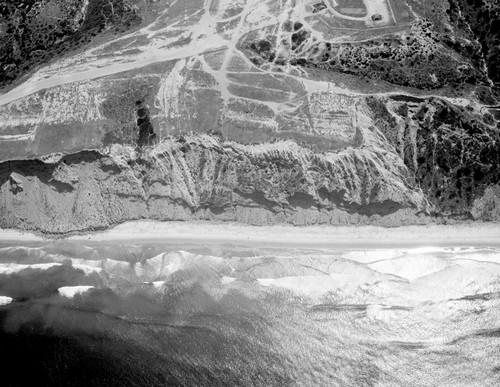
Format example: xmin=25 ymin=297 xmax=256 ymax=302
xmin=0 ymin=0 xmax=499 ymax=234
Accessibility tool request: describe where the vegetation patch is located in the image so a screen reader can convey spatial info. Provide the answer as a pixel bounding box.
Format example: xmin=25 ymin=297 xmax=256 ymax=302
xmin=0 ymin=0 xmax=142 ymax=90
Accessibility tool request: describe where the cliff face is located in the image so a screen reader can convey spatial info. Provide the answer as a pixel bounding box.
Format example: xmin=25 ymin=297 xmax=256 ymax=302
xmin=0 ymin=124 xmax=429 ymax=234
xmin=0 ymin=0 xmax=499 ymax=234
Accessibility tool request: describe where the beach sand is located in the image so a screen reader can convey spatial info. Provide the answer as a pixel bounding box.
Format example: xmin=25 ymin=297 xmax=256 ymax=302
xmin=0 ymin=221 xmax=499 ymax=247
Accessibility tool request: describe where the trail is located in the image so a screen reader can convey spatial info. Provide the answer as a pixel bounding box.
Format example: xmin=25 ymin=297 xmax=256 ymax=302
xmin=0 ymin=0 xmax=262 ymax=107
xmin=205 ymin=0 xmax=257 ymax=105
xmin=0 ymin=0 xmax=465 ymax=109
xmin=228 ymin=32 xmax=471 ymax=107
xmin=0 ymin=0 xmax=227 ymax=107
xmin=1 ymin=32 xmax=233 ymax=106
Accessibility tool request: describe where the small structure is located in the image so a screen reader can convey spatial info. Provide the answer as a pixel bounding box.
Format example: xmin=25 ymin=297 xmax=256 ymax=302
xmin=371 ymin=14 xmax=383 ymax=21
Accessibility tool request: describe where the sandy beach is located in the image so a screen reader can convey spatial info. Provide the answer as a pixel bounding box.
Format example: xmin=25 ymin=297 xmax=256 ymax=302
xmin=0 ymin=221 xmax=499 ymax=247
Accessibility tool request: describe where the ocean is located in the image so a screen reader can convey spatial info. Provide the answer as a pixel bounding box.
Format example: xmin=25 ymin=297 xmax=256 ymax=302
xmin=1 ymin=240 xmax=500 ymax=386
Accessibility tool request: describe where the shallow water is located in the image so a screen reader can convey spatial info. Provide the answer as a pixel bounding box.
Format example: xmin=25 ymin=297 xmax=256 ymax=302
xmin=1 ymin=240 xmax=500 ymax=386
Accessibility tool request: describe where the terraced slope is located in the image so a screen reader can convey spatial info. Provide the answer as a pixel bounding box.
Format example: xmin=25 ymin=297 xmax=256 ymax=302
xmin=0 ymin=0 xmax=499 ymax=234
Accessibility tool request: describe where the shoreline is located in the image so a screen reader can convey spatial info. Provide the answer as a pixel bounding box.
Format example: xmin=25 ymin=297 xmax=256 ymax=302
xmin=0 ymin=221 xmax=499 ymax=247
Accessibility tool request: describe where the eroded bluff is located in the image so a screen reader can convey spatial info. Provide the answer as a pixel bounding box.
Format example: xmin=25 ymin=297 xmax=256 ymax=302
xmin=1 ymin=91 xmax=499 ymax=234
xmin=0 ymin=117 xmax=430 ymax=234
xmin=2 ymin=93 xmax=500 ymax=235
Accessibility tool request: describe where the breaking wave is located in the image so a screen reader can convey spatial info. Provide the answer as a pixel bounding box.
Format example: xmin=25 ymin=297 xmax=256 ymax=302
xmin=1 ymin=240 xmax=500 ymax=386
